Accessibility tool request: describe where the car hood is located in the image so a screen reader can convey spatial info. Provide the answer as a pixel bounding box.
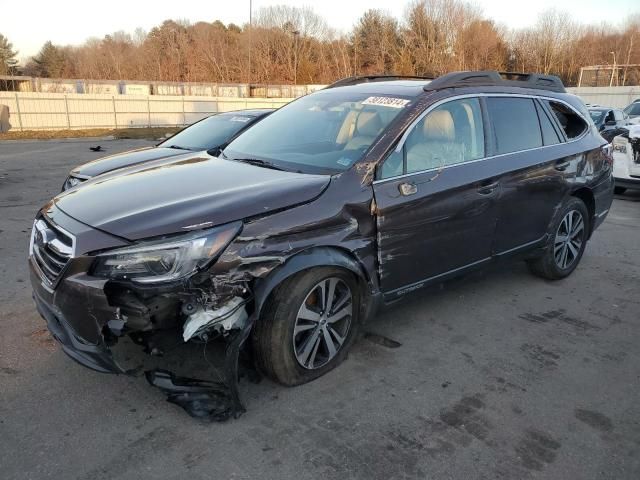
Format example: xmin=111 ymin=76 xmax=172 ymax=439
xmin=55 ymin=153 xmax=331 ymax=241
xmin=71 ymin=147 xmax=189 ymax=178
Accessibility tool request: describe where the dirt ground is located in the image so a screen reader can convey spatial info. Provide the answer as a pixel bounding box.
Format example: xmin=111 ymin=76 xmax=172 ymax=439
xmin=0 ymin=126 xmax=180 ymax=141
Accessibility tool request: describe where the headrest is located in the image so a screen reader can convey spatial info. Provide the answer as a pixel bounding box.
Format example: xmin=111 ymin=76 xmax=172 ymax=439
xmin=423 ymin=110 xmax=455 ymax=141
xmin=356 ymin=111 xmax=383 ymax=137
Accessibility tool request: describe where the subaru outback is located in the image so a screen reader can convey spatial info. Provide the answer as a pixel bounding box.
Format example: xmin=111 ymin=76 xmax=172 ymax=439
xmin=29 ymin=71 xmax=614 ymax=419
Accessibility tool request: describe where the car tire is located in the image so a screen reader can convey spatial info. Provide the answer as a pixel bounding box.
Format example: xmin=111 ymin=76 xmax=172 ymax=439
xmin=252 ymin=267 xmax=361 ymax=386
xmin=527 ymin=197 xmax=590 ymax=280
xmin=614 ymin=186 xmax=627 ymax=195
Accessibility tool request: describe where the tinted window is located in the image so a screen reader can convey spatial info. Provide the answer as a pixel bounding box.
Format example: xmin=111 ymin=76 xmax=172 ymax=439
xmin=536 ymin=101 xmax=561 ymax=146
xmin=487 ymin=97 xmax=542 ymax=154
xmin=547 ymin=101 xmax=588 ymax=139
xmin=160 ymin=113 xmax=259 ymax=151
xmin=224 ymin=91 xmax=410 ymax=174
xmin=589 ymin=110 xmax=605 ymax=124
xmin=624 ymin=103 xmax=640 ymax=116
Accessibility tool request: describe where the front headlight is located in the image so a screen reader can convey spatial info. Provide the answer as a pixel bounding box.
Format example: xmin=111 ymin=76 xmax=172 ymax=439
xmin=62 ymin=175 xmax=84 ymax=191
xmin=91 ymin=222 xmax=241 ymax=283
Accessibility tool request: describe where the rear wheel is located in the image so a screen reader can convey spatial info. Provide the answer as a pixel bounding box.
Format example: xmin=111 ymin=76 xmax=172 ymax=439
xmin=252 ymin=267 xmax=361 ymax=386
xmin=527 ymin=197 xmax=589 ymax=280
xmin=614 ymin=186 xmax=627 ymax=195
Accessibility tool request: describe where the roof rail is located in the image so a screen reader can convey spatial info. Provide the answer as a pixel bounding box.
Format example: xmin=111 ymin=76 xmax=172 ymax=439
xmin=326 ymin=75 xmax=433 ymax=89
xmin=423 ymin=71 xmax=566 ymax=93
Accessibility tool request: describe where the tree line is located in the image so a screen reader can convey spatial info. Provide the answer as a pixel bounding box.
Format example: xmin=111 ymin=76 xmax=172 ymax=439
xmin=2 ymin=1 xmax=639 ymax=86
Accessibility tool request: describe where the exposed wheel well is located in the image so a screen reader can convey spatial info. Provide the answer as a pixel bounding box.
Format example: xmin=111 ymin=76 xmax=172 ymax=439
xmin=571 ymin=188 xmax=595 ymax=236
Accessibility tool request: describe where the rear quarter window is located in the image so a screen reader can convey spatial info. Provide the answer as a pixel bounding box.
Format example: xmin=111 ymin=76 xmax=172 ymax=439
xmin=486 ymin=97 xmax=542 ymax=155
xmin=546 ymin=101 xmax=588 ymax=139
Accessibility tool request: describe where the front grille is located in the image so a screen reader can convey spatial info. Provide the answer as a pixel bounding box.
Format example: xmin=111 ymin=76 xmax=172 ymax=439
xmin=30 ymin=218 xmax=74 ymax=286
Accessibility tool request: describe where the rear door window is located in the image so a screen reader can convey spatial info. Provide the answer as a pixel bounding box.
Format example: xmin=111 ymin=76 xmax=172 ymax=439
xmin=546 ymin=101 xmax=588 ymax=139
xmin=535 ymin=101 xmax=562 ymax=146
xmin=486 ymin=97 xmax=542 ymax=155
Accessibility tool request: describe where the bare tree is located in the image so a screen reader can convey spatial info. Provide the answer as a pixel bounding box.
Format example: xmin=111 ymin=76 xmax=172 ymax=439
xmin=18 ymin=4 xmax=640 ymax=87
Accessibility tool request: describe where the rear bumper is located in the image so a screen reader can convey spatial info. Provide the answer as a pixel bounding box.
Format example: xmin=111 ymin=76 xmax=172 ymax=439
xmin=614 ymin=176 xmax=640 ymax=190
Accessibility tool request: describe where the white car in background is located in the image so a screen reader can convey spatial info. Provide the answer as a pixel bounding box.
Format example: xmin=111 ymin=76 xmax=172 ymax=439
xmin=612 ymin=124 xmax=640 ymax=194
xmin=623 ymin=101 xmax=640 ymax=125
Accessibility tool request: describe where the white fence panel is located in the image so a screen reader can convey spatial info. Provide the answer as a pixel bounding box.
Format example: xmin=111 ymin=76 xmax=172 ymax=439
xmin=0 ymin=92 xmax=292 ymax=131
xmin=568 ymin=86 xmax=640 ymax=108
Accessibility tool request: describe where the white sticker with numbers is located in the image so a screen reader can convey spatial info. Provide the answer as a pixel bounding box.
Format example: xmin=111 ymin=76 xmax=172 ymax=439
xmin=361 ymin=96 xmax=410 ymax=109
xmin=230 ymin=116 xmax=252 ymax=122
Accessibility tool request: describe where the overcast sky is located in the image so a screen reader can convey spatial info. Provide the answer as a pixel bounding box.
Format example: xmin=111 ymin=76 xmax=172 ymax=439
xmin=1 ymin=0 xmax=638 ymax=61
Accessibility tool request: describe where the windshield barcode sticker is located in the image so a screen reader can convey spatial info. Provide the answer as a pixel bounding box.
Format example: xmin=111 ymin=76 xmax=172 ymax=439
xmin=362 ymin=96 xmax=410 ymax=109
xmin=230 ymin=116 xmax=251 ymax=122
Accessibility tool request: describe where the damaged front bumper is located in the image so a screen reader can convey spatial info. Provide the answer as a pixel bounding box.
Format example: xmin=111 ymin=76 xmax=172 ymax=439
xmin=29 ymin=248 xmax=254 ymax=421
xmin=32 ymin=279 xmax=125 ymax=373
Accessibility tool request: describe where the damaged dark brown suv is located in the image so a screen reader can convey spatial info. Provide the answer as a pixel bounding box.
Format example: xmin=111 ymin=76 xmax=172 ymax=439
xmin=30 ymin=71 xmax=614 ymax=419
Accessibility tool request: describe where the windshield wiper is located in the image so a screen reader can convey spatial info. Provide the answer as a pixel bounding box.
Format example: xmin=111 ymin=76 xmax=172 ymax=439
xmin=166 ymin=145 xmax=194 ymax=151
xmin=231 ymin=158 xmax=286 ymax=171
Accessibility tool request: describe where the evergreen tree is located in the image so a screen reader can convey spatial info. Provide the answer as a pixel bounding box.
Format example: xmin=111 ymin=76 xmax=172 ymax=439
xmin=0 ymin=33 xmax=18 ymax=75
xmin=32 ymin=41 xmax=67 ymax=77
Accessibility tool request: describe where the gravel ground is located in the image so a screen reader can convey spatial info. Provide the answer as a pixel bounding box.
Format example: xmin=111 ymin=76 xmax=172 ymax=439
xmin=1 ymin=139 xmax=639 ymax=480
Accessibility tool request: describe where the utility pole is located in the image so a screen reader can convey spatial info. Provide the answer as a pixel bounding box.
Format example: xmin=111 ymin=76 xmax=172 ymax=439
xmin=292 ymin=30 xmax=300 ymax=85
xmin=248 ymin=0 xmax=252 ymax=86
xmin=623 ymin=33 xmax=634 ymax=87
xmin=610 ymin=51 xmax=617 ymax=87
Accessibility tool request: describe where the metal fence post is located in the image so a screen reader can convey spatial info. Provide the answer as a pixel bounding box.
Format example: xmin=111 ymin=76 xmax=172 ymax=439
xmin=64 ymin=95 xmax=71 ymax=129
xmin=147 ymin=96 xmax=151 ymax=127
xmin=182 ymin=97 xmax=186 ymax=126
xmin=112 ymin=95 xmax=117 ymax=129
xmin=14 ymin=93 xmax=23 ymax=131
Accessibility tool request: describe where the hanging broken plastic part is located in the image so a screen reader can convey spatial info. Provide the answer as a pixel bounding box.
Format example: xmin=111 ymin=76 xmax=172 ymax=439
xmin=145 ymin=313 xmax=255 ymax=422
xmin=145 ymin=369 xmax=237 ymax=422
xmin=182 ymin=296 xmax=248 ymax=342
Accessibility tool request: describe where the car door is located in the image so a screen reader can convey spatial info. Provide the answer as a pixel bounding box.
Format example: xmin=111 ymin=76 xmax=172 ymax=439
xmin=372 ymin=97 xmax=501 ymax=297
xmin=489 ymin=96 xmax=572 ymax=254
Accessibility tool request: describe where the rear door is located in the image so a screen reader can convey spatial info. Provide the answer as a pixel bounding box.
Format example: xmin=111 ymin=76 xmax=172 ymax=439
xmin=490 ymin=96 xmax=570 ymax=253
xmin=373 ymin=97 xmax=501 ymax=296
xmin=492 ymin=97 xmax=590 ymax=254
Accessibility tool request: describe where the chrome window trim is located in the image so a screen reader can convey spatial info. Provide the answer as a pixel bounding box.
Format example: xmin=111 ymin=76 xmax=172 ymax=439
xmin=373 ymin=92 xmax=589 ymax=185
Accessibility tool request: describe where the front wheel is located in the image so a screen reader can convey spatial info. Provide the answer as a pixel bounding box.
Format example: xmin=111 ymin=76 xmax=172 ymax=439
xmin=252 ymin=267 xmax=361 ymax=386
xmin=527 ymin=197 xmax=590 ymax=280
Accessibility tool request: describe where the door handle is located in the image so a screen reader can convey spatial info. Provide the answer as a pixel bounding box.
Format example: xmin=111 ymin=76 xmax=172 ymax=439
xmin=555 ymin=160 xmax=570 ymax=171
xmin=477 ymin=181 xmax=498 ymax=195
xmin=399 ymin=182 xmax=417 ymax=196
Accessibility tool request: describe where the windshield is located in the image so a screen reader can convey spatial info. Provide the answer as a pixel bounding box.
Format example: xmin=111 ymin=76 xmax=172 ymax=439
xmin=589 ymin=110 xmax=605 ymax=123
xmin=222 ymin=91 xmax=412 ymax=174
xmin=624 ymin=103 xmax=640 ymax=116
xmin=159 ymin=113 xmax=258 ymax=151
